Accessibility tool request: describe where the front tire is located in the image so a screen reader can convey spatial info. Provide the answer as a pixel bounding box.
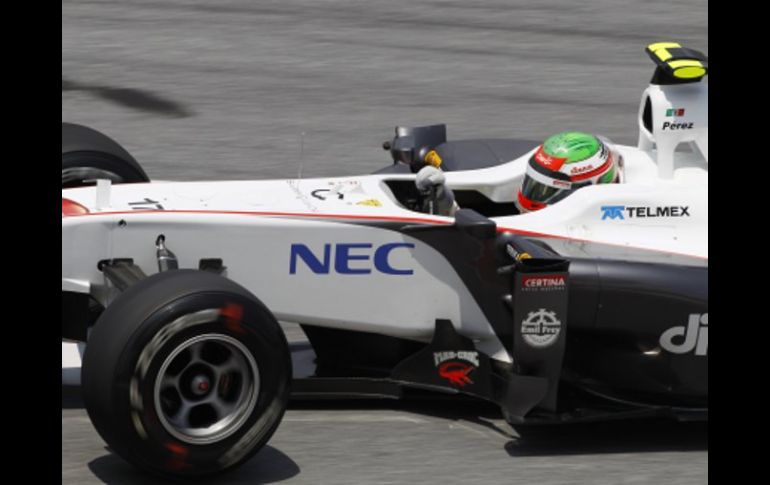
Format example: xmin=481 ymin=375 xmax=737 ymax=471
xmin=81 ymin=270 xmax=291 ymax=478
xmin=62 ymin=123 xmax=150 ymax=188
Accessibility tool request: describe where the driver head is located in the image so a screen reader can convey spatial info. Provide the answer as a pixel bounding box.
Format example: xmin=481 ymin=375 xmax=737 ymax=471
xmin=516 ymin=132 xmax=620 ymax=213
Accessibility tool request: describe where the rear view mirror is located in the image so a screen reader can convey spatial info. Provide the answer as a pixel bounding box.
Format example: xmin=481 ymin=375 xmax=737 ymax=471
xmin=387 ymin=124 xmax=447 ymax=169
xmin=391 ymin=135 xmax=416 ymax=165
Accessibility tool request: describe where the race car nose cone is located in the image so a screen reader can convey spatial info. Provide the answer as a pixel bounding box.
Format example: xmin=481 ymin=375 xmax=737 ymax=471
xmin=191 ymin=375 xmax=211 ymax=396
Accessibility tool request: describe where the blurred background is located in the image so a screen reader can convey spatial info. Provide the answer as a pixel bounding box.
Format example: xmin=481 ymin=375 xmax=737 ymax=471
xmin=63 ymin=0 xmax=707 ymax=181
xmin=63 ymin=1 xmax=708 ymax=483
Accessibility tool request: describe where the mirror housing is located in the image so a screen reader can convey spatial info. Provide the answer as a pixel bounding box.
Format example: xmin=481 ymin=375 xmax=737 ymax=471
xmin=391 ymin=135 xmax=416 ymax=165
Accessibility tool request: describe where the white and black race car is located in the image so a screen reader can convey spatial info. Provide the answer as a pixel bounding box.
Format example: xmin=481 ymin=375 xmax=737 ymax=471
xmin=62 ymin=43 xmax=707 ymax=478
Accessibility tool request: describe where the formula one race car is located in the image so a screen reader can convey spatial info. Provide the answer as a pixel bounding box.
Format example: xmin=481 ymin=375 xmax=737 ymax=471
xmin=62 ymin=42 xmax=708 ymax=478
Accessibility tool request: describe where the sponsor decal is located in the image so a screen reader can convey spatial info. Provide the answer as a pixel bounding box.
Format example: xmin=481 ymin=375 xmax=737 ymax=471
xmin=521 ymin=309 xmax=562 ymax=348
xmin=311 ymin=189 xmax=344 ymax=201
xmin=534 ymin=146 xmax=567 ymax=171
xmin=356 ymin=199 xmax=383 ymax=207
xmin=433 ymin=351 xmax=479 ymax=387
xmin=570 ymin=165 xmax=595 ymax=175
xmin=521 ymin=274 xmax=566 ymax=292
xmin=665 ymin=108 xmax=686 ymax=117
xmin=128 ymin=198 xmax=164 ymax=210
xmin=662 ymin=121 xmax=694 ymax=130
xmin=601 ymin=205 xmax=690 ymax=220
xmin=660 ymin=313 xmax=708 ymax=356
xmin=325 ymin=180 xmax=361 ymax=187
xmin=290 ymin=242 xmax=415 ymax=275
xmin=601 ymin=205 xmax=625 ymax=220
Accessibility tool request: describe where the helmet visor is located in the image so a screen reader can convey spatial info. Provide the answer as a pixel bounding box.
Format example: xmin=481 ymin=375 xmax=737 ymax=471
xmin=520 ymin=175 xmax=573 ymax=206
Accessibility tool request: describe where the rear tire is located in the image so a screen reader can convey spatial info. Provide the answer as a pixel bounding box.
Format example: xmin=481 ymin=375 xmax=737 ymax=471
xmin=62 ymin=123 xmax=149 ymax=188
xmin=82 ymin=270 xmax=291 ymax=478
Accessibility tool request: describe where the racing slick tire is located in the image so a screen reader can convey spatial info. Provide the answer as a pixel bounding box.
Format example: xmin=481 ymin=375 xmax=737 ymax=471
xmin=62 ymin=122 xmax=150 ymax=188
xmin=81 ymin=270 xmax=291 ymax=478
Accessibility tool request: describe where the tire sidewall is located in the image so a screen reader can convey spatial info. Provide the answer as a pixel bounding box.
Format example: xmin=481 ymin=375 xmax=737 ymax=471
xmin=62 ymin=151 xmax=148 ymax=188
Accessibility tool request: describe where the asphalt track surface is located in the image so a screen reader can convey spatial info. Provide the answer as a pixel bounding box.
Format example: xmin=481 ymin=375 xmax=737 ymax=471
xmin=63 ymin=1 xmax=708 ymax=483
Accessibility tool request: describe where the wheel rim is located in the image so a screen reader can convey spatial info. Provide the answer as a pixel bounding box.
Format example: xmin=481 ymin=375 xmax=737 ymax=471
xmin=61 ymin=167 xmax=125 ymax=188
xmin=154 ymin=333 xmax=260 ymax=445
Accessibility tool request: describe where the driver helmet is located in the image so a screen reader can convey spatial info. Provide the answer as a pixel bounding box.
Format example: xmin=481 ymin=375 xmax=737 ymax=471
xmin=516 ymin=131 xmax=620 ymax=213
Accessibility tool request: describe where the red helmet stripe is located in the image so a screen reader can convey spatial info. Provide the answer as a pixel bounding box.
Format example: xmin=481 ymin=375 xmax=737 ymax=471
xmin=533 ymin=146 xmax=567 ymax=171
xmin=517 ymin=190 xmax=546 ymax=211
